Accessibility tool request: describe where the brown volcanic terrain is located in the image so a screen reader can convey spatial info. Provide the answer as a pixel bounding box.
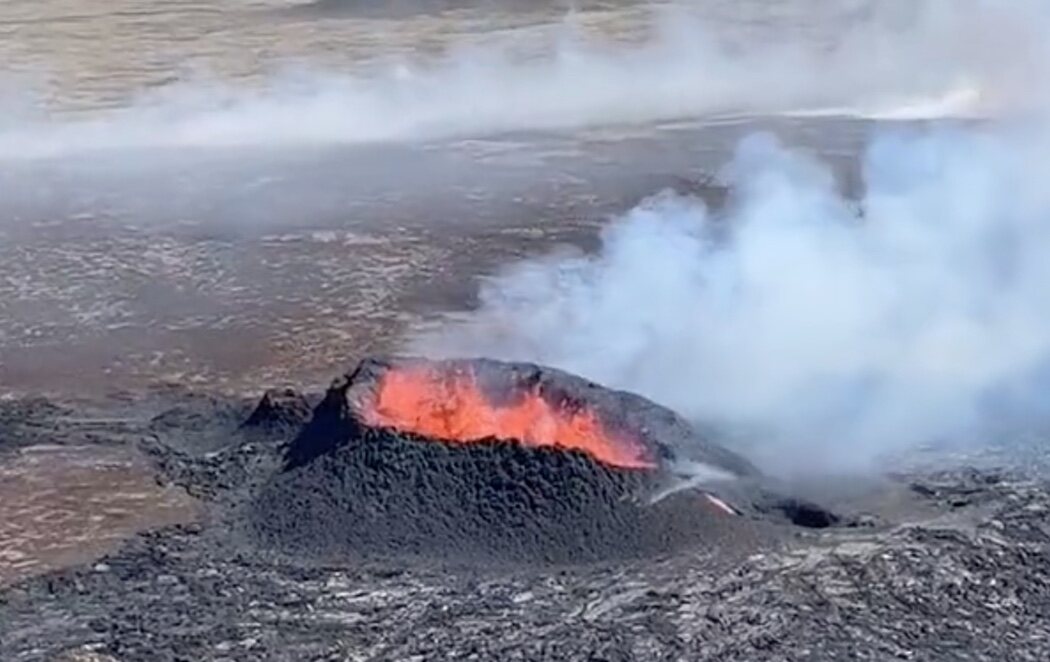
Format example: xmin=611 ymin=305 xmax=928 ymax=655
xmin=0 ymin=444 xmax=196 ymax=586
xmin=3 ymin=2 xmax=1049 ymax=661
xmin=0 ymin=117 xmax=867 ymax=396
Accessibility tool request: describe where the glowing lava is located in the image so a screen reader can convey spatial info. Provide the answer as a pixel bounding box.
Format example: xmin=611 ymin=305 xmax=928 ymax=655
xmin=362 ymin=365 xmax=654 ymax=469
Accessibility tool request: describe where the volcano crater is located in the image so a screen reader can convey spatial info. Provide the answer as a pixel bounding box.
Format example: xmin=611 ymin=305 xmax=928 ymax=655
xmin=248 ymin=357 xmax=811 ymax=564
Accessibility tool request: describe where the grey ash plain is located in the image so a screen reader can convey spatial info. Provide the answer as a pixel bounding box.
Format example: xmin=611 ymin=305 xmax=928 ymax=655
xmin=3 ymin=120 xmax=1050 ymax=661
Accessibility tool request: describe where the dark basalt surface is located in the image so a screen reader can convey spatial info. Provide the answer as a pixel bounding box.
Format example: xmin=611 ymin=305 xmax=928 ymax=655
xmin=4 ymin=462 xmax=1050 ymax=662
xmin=252 ymin=426 xmax=752 ymax=564
xmin=252 ymin=356 xmax=798 ymax=563
xmin=3 ymin=370 xmax=1050 ymax=661
xmin=240 ymin=388 xmax=313 ymax=433
xmin=0 ymin=398 xmax=70 ymax=454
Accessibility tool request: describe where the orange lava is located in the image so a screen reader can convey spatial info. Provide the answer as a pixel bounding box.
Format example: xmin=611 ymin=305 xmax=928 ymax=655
xmin=362 ymin=365 xmax=654 ymax=469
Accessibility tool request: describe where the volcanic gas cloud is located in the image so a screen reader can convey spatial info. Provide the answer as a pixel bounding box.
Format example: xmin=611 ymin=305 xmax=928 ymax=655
xmin=361 ymin=363 xmax=654 ymax=469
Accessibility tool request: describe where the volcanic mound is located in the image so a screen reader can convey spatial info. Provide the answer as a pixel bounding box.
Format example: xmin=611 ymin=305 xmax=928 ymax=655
xmin=250 ymin=357 xmax=778 ymax=563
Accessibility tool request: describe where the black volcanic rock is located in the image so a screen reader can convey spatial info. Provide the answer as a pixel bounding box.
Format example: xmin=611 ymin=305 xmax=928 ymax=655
xmin=282 ymin=374 xmax=361 ymax=469
xmin=251 ymin=425 xmax=757 ymax=563
xmin=6 ymin=381 xmax=1049 ymax=661
xmin=0 ymin=397 xmax=66 ymax=453
xmin=241 ymin=388 xmax=311 ymax=432
xmin=251 ymin=356 xmax=782 ymax=563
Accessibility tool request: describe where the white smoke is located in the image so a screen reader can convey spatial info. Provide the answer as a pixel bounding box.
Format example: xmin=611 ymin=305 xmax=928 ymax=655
xmin=413 ymin=123 xmax=1050 ymax=472
xmin=1 ymin=0 xmax=1044 ymax=159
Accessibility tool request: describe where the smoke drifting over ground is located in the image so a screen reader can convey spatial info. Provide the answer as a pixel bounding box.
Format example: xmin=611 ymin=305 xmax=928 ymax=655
xmin=414 ymin=123 xmax=1050 ymax=472
xmin=1 ymin=0 xmax=1044 ymax=159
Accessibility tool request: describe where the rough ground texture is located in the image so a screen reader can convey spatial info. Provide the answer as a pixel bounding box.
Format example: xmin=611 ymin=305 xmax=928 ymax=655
xmin=252 ymin=426 xmax=760 ymax=564
xmin=2 ymin=372 xmax=1050 ymax=660
xmin=254 ymin=357 xmax=830 ymax=563
xmin=4 ymin=470 xmax=1050 ymax=661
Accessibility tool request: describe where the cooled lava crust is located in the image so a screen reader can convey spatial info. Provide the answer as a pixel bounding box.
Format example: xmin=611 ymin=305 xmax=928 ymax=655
xmin=249 ymin=357 xmax=770 ymax=563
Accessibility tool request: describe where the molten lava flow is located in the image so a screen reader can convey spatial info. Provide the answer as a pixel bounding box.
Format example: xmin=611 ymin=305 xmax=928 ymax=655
xmin=362 ymin=365 xmax=654 ymax=469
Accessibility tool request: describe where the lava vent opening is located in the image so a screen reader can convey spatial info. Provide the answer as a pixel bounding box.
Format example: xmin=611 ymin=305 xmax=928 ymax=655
xmin=359 ymin=359 xmax=656 ymax=469
xmin=249 ymin=357 xmax=769 ymax=564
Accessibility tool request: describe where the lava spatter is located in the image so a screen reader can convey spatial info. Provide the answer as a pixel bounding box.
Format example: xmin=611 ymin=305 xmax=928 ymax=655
xmin=361 ymin=363 xmax=654 ymax=469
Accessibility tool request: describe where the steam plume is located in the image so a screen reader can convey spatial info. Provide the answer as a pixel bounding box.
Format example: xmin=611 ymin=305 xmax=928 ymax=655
xmin=3 ymin=0 xmax=1045 ymax=159
xmin=413 ymin=124 xmax=1050 ymax=472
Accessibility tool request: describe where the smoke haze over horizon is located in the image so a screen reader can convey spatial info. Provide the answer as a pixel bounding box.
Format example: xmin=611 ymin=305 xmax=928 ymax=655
xmin=1 ymin=0 xmax=1045 ymax=159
